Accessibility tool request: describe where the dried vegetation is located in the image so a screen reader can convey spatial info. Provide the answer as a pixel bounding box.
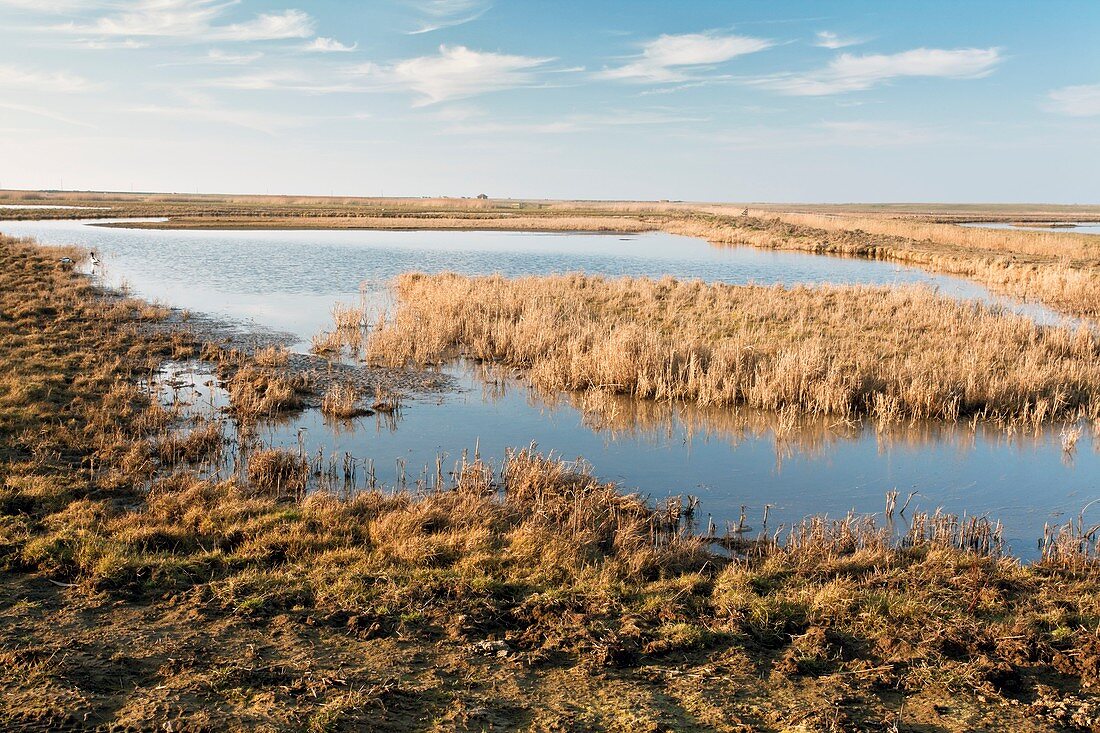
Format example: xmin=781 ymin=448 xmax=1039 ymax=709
xmin=366 ymin=272 xmax=1100 ymax=426
xmin=3 ymin=219 xmax=1100 ymax=729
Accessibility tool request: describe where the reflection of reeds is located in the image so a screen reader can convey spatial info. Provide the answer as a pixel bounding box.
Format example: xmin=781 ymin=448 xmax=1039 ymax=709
xmin=1061 ymin=425 xmax=1083 ymax=453
xmin=367 ymin=272 xmax=1100 ymax=427
xmin=371 ymin=387 xmax=401 ymax=414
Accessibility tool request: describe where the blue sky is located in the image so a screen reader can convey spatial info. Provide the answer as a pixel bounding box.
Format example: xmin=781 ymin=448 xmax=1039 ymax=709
xmin=0 ymin=0 xmax=1097 ymax=202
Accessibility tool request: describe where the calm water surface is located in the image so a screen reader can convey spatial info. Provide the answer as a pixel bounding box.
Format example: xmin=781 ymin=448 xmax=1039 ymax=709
xmin=3 ymin=217 xmax=1096 ymax=556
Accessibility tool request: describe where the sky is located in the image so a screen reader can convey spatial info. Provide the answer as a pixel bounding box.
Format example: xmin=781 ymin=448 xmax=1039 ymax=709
xmin=0 ymin=0 xmax=1097 ymax=202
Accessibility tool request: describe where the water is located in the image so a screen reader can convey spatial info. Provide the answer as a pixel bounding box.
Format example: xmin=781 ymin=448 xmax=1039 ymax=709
xmin=4 ymin=217 xmax=1096 ymax=557
xmin=0 ymin=218 xmax=1071 ymax=344
xmin=963 ymin=221 xmax=1100 ymax=235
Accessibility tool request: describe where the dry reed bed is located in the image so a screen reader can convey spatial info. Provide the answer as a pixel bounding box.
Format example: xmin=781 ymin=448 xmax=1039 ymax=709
xmin=671 ymin=212 xmax=1100 ymax=318
xmin=747 ymin=209 xmax=1100 ymax=261
xmin=366 ymin=272 xmax=1100 ymax=425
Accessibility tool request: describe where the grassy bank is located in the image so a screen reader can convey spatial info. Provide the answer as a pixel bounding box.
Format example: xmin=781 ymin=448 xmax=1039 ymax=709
xmin=673 ymin=210 xmax=1100 ymax=319
xmin=364 ymin=272 xmax=1100 ymax=426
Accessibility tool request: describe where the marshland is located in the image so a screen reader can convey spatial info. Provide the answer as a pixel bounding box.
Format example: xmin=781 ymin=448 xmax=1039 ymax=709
xmin=9 ymin=0 xmax=1100 ymax=726
xmin=3 ymin=191 xmax=1100 ymax=731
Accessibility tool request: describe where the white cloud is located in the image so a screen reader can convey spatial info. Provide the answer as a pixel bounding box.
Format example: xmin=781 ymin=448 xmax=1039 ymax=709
xmin=216 ymin=9 xmax=314 ymax=42
xmin=441 ymin=110 xmax=710 ymax=135
xmin=385 ymin=45 xmax=553 ymax=105
xmin=305 ymin=36 xmax=357 ymax=53
xmin=204 ymin=49 xmax=263 ymax=64
xmin=51 ymin=1 xmax=315 ymax=42
xmin=57 ymin=0 xmax=225 ymax=38
xmin=752 ymin=47 xmax=1002 ymax=95
xmin=129 ymin=92 xmax=305 ymax=134
xmin=0 ymin=64 xmax=99 ymax=92
xmin=596 ymin=32 xmax=773 ymax=83
xmin=406 ymin=0 xmax=491 ymax=35
xmin=1046 ymin=84 xmax=1100 ymax=117
xmin=814 ymin=31 xmax=863 ymax=49
xmin=0 ymin=0 xmax=95 ymax=10
xmin=79 ymin=38 xmax=150 ymax=50
xmin=199 ymin=69 xmax=363 ymax=93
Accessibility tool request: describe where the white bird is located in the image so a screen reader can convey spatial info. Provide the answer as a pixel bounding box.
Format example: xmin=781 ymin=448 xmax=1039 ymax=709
xmin=89 ymin=250 xmax=100 ymax=267
xmin=59 ymin=257 xmax=73 ymax=265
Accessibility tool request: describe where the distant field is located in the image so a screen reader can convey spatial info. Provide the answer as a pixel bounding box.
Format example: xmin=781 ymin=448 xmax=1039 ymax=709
xmin=3 ymin=188 xmax=1100 ymax=222
xmin=5 ymin=189 xmax=1100 ymax=320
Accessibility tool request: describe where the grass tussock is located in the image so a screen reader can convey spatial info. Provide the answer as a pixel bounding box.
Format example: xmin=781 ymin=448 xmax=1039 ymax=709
xmin=253 ymin=344 xmax=290 ymax=368
xmin=320 ymin=383 xmax=364 ymax=419
xmin=247 ymin=448 xmax=309 ymax=497
xmin=224 ymin=363 xmax=305 ymax=420
xmin=367 ymin=272 xmax=1100 ymax=425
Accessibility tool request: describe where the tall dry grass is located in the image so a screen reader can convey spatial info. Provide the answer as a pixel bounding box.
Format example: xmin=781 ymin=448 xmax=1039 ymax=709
xmin=667 ymin=213 xmax=1100 ymax=318
xmin=366 ymin=272 xmax=1100 ymax=425
xmin=752 ymin=210 xmax=1100 ymax=261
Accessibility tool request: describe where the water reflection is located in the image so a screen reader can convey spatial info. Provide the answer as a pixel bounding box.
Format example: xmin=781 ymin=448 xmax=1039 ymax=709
xmin=5 ymin=217 xmax=1097 ymax=558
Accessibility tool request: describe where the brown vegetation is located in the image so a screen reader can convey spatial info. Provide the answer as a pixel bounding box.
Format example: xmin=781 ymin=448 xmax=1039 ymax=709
xmin=366 ymin=272 xmax=1100 ymax=426
xmin=5 ymin=233 xmax=1100 ymax=730
xmin=320 ymin=382 xmax=365 ymax=419
xmin=665 ymin=212 xmax=1100 ymax=318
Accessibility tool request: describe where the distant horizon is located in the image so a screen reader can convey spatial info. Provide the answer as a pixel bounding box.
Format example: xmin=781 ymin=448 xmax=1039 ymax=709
xmin=3 ymin=187 xmax=1100 ymax=209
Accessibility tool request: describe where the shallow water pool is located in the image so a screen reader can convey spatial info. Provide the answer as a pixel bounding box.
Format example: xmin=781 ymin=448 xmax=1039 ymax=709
xmin=4 ymin=217 xmax=1096 ymax=557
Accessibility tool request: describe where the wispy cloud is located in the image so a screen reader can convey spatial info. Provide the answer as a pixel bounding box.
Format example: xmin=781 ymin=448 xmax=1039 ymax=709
xmin=199 ymin=69 xmax=364 ymax=94
xmin=217 ymin=9 xmax=314 ymax=42
xmin=1045 ymin=84 xmax=1100 ymax=117
xmin=0 ymin=0 xmax=98 ymax=11
xmin=128 ymin=92 xmax=305 ymax=134
xmin=596 ymin=32 xmax=773 ymax=83
xmin=814 ymin=31 xmax=863 ymax=49
xmin=51 ymin=1 xmax=315 ymax=42
xmin=304 ymin=36 xmax=357 ymax=53
xmin=79 ymin=37 xmax=150 ymax=50
xmin=751 ymin=47 xmax=1002 ymax=95
xmin=0 ymin=100 xmax=95 ymax=127
xmin=382 ymin=45 xmax=554 ymax=105
xmin=707 ymin=120 xmax=953 ymax=150
xmin=440 ymin=109 xmax=710 ymax=135
xmin=0 ymin=63 xmax=99 ymax=92
xmin=204 ymin=48 xmax=263 ymax=64
xmin=405 ymin=0 xmax=491 ymax=35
